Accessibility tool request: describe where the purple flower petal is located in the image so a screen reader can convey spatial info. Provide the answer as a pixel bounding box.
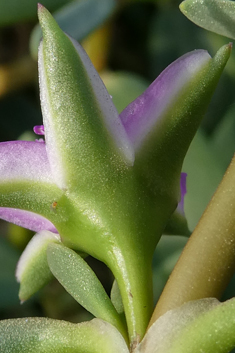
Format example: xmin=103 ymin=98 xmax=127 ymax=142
xmin=120 ymin=50 xmax=211 ymax=150
xmin=0 ymin=207 xmax=57 ymax=233
xmin=178 ymin=172 xmax=187 ymax=215
xmin=0 ymin=141 xmax=53 ymax=182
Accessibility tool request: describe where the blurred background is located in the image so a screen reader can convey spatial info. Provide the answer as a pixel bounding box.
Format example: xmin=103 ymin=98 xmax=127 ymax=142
xmin=1 ymin=0 xmax=235 ymax=326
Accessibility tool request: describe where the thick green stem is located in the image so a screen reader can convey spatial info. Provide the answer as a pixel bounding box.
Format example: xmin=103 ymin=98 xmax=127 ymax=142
xmin=107 ymin=245 xmax=153 ymax=347
xmin=149 ymin=155 xmax=235 ymax=327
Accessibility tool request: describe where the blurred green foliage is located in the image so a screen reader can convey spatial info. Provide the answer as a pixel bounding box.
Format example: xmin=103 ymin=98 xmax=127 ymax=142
xmin=1 ymin=0 xmax=235 ymax=325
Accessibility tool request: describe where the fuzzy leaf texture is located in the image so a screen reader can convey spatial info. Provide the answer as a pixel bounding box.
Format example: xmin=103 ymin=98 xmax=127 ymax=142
xmin=180 ymin=0 xmax=235 ymax=39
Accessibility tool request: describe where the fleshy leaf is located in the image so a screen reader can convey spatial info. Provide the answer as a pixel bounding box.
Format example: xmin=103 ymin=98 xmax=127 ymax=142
xmin=128 ymin=44 xmax=231 ymax=204
xmin=47 ymin=243 xmax=127 ymax=340
xmin=180 ymin=0 xmax=235 ymax=40
xmin=30 ymin=0 xmax=117 ymax=60
xmin=16 ymin=230 xmax=61 ymax=302
xmin=137 ymin=298 xmax=235 ymax=353
xmin=120 ymin=50 xmax=210 ymax=150
xmin=0 ymin=317 xmax=129 ymax=353
xmin=38 ymin=5 xmax=134 ymax=190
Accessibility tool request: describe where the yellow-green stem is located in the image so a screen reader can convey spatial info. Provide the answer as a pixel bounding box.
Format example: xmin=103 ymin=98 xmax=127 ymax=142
xmin=149 ymin=155 xmax=235 ymax=327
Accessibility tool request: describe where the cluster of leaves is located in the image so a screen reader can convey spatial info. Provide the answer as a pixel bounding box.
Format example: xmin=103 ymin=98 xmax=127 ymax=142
xmin=1 ymin=0 xmax=235 ymax=352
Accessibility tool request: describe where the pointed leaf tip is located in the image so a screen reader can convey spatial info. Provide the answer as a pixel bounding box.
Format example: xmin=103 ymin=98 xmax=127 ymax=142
xmin=38 ymin=6 xmax=134 ymax=190
xmin=16 ymin=231 xmax=61 ymax=302
xmin=120 ymin=49 xmax=211 ymax=150
xmin=37 ymin=3 xmax=45 ymax=17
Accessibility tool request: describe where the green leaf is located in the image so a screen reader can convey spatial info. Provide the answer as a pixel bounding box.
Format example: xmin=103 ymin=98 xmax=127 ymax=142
xmin=16 ymin=231 xmax=61 ymax=302
xmin=30 ymin=0 xmax=117 ymax=60
xmin=0 ymin=182 xmax=64 ymax=229
xmin=0 ymin=317 xmax=129 ymax=353
xmin=138 ymin=298 xmax=235 ymax=353
xmin=134 ymin=44 xmax=231 ymax=213
xmin=180 ymin=0 xmax=235 ymax=39
xmin=210 ymin=103 xmax=235 ymax=170
xmin=153 ymin=235 xmax=188 ymax=303
xmin=163 ymin=212 xmax=190 ymax=236
xmin=47 ymin=243 xmax=127 ymax=341
xmin=111 ymin=280 xmax=124 ymax=315
xmin=104 ymin=72 xmax=191 ymax=237
xmin=0 ymin=0 xmax=71 ymax=26
xmin=38 ymin=5 xmax=134 ymax=191
xmin=183 ymin=130 xmax=224 ymax=230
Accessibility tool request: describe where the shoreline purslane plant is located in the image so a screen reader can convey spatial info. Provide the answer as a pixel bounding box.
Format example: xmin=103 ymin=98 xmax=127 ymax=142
xmin=1 ymin=3 xmax=235 ymax=352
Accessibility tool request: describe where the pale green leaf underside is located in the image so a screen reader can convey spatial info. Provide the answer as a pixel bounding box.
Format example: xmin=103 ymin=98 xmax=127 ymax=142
xmin=0 ymin=317 xmax=129 ymax=353
xmin=47 ymin=243 xmax=127 ymax=340
xmin=0 ymin=181 xmax=64 ymax=225
xmin=180 ymin=0 xmax=235 ymax=39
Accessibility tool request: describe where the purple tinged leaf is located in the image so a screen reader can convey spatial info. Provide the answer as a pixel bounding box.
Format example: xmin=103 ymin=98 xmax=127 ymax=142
xmin=120 ymin=50 xmax=211 ymax=150
xmin=0 ymin=207 xmax=57 ymax=233
xmin=0 ymin=141 xmax=53 ymax=183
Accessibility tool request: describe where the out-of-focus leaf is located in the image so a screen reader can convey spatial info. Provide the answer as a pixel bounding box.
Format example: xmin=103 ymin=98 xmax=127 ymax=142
xmin=182 ymin=130 xmax=224 ymax=230
xmin=147 ymin=6 xmax=235 ymax=135
xmin=0 ymin=95 xmax=42 ymax=142
xmin=180 ymin=0 xmax=235 ymax=40
xmin=0 ymin=236 xmax=19 ymax=308
xmin=210 ymin=103 xmax=235 ymax=170
xmin=0 ymin=0 xmax=71 ymax=26
xmin=47 ymin=243 xmax=127 ymax=340
xmin=102 ymin=71 xmax=148 ymax=113
xmin=147 ymin=8 xmax=209 ymax=78
xmin=0 ymin=317 xmax=129 ymax=353
xmin=153 ymin=236 xmax=188 ymax=303
xmin=0 ymin=57 xmax=36 ymax=97
xmin=30 ymin=0 xmax=117 ymax=60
